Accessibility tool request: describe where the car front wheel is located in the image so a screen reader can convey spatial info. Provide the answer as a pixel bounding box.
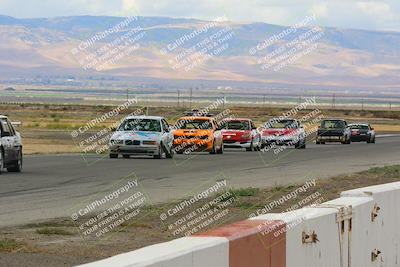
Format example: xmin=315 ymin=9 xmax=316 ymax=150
xmin=217 ymin=143 xmax=224 ymax=154
xmin=8 ymin=150 xmax=23 ymax=173
xmin=0 ymin=149 xmax=3 ymax=175
xmin=154 ymin=143 xmax=164 ymax=159
xmin=165 ymin=144 xmax=174 ymax=158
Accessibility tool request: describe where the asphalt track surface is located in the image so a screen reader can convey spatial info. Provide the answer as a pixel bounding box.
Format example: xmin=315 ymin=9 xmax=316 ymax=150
xmin=1 ymin=135 xmax=400 ymax=227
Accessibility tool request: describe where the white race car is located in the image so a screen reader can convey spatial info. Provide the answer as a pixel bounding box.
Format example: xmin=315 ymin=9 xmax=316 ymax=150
xmin=260 ymin=118 xmax=306 ymax=149
xmin=109 ymin=116 xmax=174 ymax=159
xmin=0 ymin=115 xmax=23 ymax=173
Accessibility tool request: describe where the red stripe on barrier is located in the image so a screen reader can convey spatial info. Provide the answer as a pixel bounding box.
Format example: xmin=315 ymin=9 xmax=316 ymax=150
xmin=195 ymin=220 xmax=286 ymax=267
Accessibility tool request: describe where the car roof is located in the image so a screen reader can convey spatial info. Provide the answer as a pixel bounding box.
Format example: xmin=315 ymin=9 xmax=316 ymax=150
xmin=268 ymin=118 xmax=297 ymax=121
xmin=223 ymin=118 xmax=251 ymax=121
xmin=322 ymin=119 xmax=346 ymax=121
xmin=178 ymin=116 xmax=213 ymax=121
xmin=124 ymin=115 xmax=164 ymax=120
xmin=0 ymin=115 xmax=8 ymax=119
xmin=349 ymin=123 xmax=369 ymax=126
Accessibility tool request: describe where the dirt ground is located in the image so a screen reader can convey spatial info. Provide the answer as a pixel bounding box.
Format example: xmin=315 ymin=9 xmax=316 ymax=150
xmin=1 ymin=165 xmax=399 ymax=267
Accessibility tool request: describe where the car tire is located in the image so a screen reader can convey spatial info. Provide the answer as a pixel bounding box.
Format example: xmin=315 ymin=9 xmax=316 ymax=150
xmin=217 ymin=143 xmax=224 ymax=154
xmin=154 ymin=144 xmax=164 ymax=159
xmin=8 ymin=150 xmax=23 ymax=173
xmin=0 ymin=149 xmax=4 ymax=175
xmin=109 ymin=153 xmax=118 ymax=158
xmin=372 ymin=137 xmax=376 ymax=143
xmin=122 ymin=154 xmax=130 ymax=159
xmin=298 ymin=140 xmax=306 ymax=149
xmin=165 ymin=145 xmax=174 ymax=158
xmin=209 ymin=142 xmax=217 ymax=154
xmin=246 ymin=141 xmax=254 ymax=152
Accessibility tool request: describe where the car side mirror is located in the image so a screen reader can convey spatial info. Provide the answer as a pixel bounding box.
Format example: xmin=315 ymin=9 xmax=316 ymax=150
xmin=11 ymin=121 xmax=21 ymax=128
xmin=110 ymin=127 xmax=117 ymax=132
xmin=371 ymin=127 xmax=374 ymax=130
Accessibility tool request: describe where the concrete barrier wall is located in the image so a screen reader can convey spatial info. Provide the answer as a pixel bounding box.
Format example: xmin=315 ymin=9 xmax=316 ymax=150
xmin=78 ymin=182 xmax=400 ymax=267
xmin=342 ymin=182 xmax=400 ymax=267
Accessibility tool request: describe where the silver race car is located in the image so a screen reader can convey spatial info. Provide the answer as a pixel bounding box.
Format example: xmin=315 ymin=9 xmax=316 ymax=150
xmin=0 ymin=115 xmax=23 ymax=174
xmin=109 ymin=116 xmax=174 ymax=159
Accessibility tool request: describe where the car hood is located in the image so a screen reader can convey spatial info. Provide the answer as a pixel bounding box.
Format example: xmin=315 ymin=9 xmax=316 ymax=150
xmin=262 ymin=128 xmax=297 ymax=136
xmin=111 ymin=131 xmax=162 ymax=141
xmin=173 ymin=129 xmax=213 ymax=136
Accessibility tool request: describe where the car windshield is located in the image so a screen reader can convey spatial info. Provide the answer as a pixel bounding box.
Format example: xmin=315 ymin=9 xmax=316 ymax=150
xmin=321 ymin=120 xmax=345 ymax=129
xmin=176 ymin=119 xmax=212 ymax=130
xmin=350 ymin=125 xmax=369 ymax=130
xmin=221 ymin=120 xmax=250 ymax=130
xmin=118 ymin=119 xmax=161 ymax=132
xmin=266 ymin=119 xmax=297 ymax=129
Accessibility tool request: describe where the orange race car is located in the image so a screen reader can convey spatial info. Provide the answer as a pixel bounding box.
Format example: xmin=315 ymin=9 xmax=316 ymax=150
xmin=172 ymin=116 xmax=224 ymax=154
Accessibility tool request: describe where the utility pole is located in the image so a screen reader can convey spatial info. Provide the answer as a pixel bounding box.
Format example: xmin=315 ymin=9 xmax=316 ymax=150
xmin=177 ymin=90 xmax=180 ymax=108
xmin=189 ymin=88 xmax=193 ymax=109
xmin=126 ymin=89 xmax=129 ymax=102
xmin=263 ymin=94 xmax=266 ymax=107
xmin=361 ymin=98 xmax=364 ymax=111
xmin=389 ymin=101 xmax=392 ymax=111
xmin=332 ymin=93 xmax=336 ymax=109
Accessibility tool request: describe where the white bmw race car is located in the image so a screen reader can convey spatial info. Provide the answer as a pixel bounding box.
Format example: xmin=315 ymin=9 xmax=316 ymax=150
xmin=0 ymin=114 xmax=23 ymax=173
xmin=109 ymin=116 xmax=174 ymax=159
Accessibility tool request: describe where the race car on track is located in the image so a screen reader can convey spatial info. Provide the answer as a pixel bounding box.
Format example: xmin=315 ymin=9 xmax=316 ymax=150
xmin=173 ymin=116 xmax=224 ymax=154
xmin=316 ymin=119 xmax=351 ymax=144
xmin=219 ymin=118 xmax=261 ymax=151
xmin=109 ymin=116 xmax=174 ymax=159
xmin=0 ymin=115 xmax=23 ymax=174
xmin=260 ymin=118 xmax=306 ymax=149
xmin=349 ymin=123 xmax=376 ymax=143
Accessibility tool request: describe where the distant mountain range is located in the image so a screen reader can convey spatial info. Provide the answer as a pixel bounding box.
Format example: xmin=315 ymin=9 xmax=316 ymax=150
xmin=0 ymin=14 xmax=399 ymax=91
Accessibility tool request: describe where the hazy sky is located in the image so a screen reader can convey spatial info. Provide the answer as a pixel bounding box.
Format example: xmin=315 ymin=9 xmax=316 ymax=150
xmin=0 ymin=0 xmax=399 ymax=31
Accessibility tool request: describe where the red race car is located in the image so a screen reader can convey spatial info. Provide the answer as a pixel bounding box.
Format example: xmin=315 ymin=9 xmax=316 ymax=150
xmin=220 ymin=118 xmax=262 ymax=151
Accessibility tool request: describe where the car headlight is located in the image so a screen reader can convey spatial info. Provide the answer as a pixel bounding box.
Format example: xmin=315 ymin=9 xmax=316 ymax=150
xmin=143 ymin=140 xmax=157 ymax=145
xmin=110 ymin=139 xmax=123 ymax=145
xmin=242 ymin=133 xmax=251 ymax=139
